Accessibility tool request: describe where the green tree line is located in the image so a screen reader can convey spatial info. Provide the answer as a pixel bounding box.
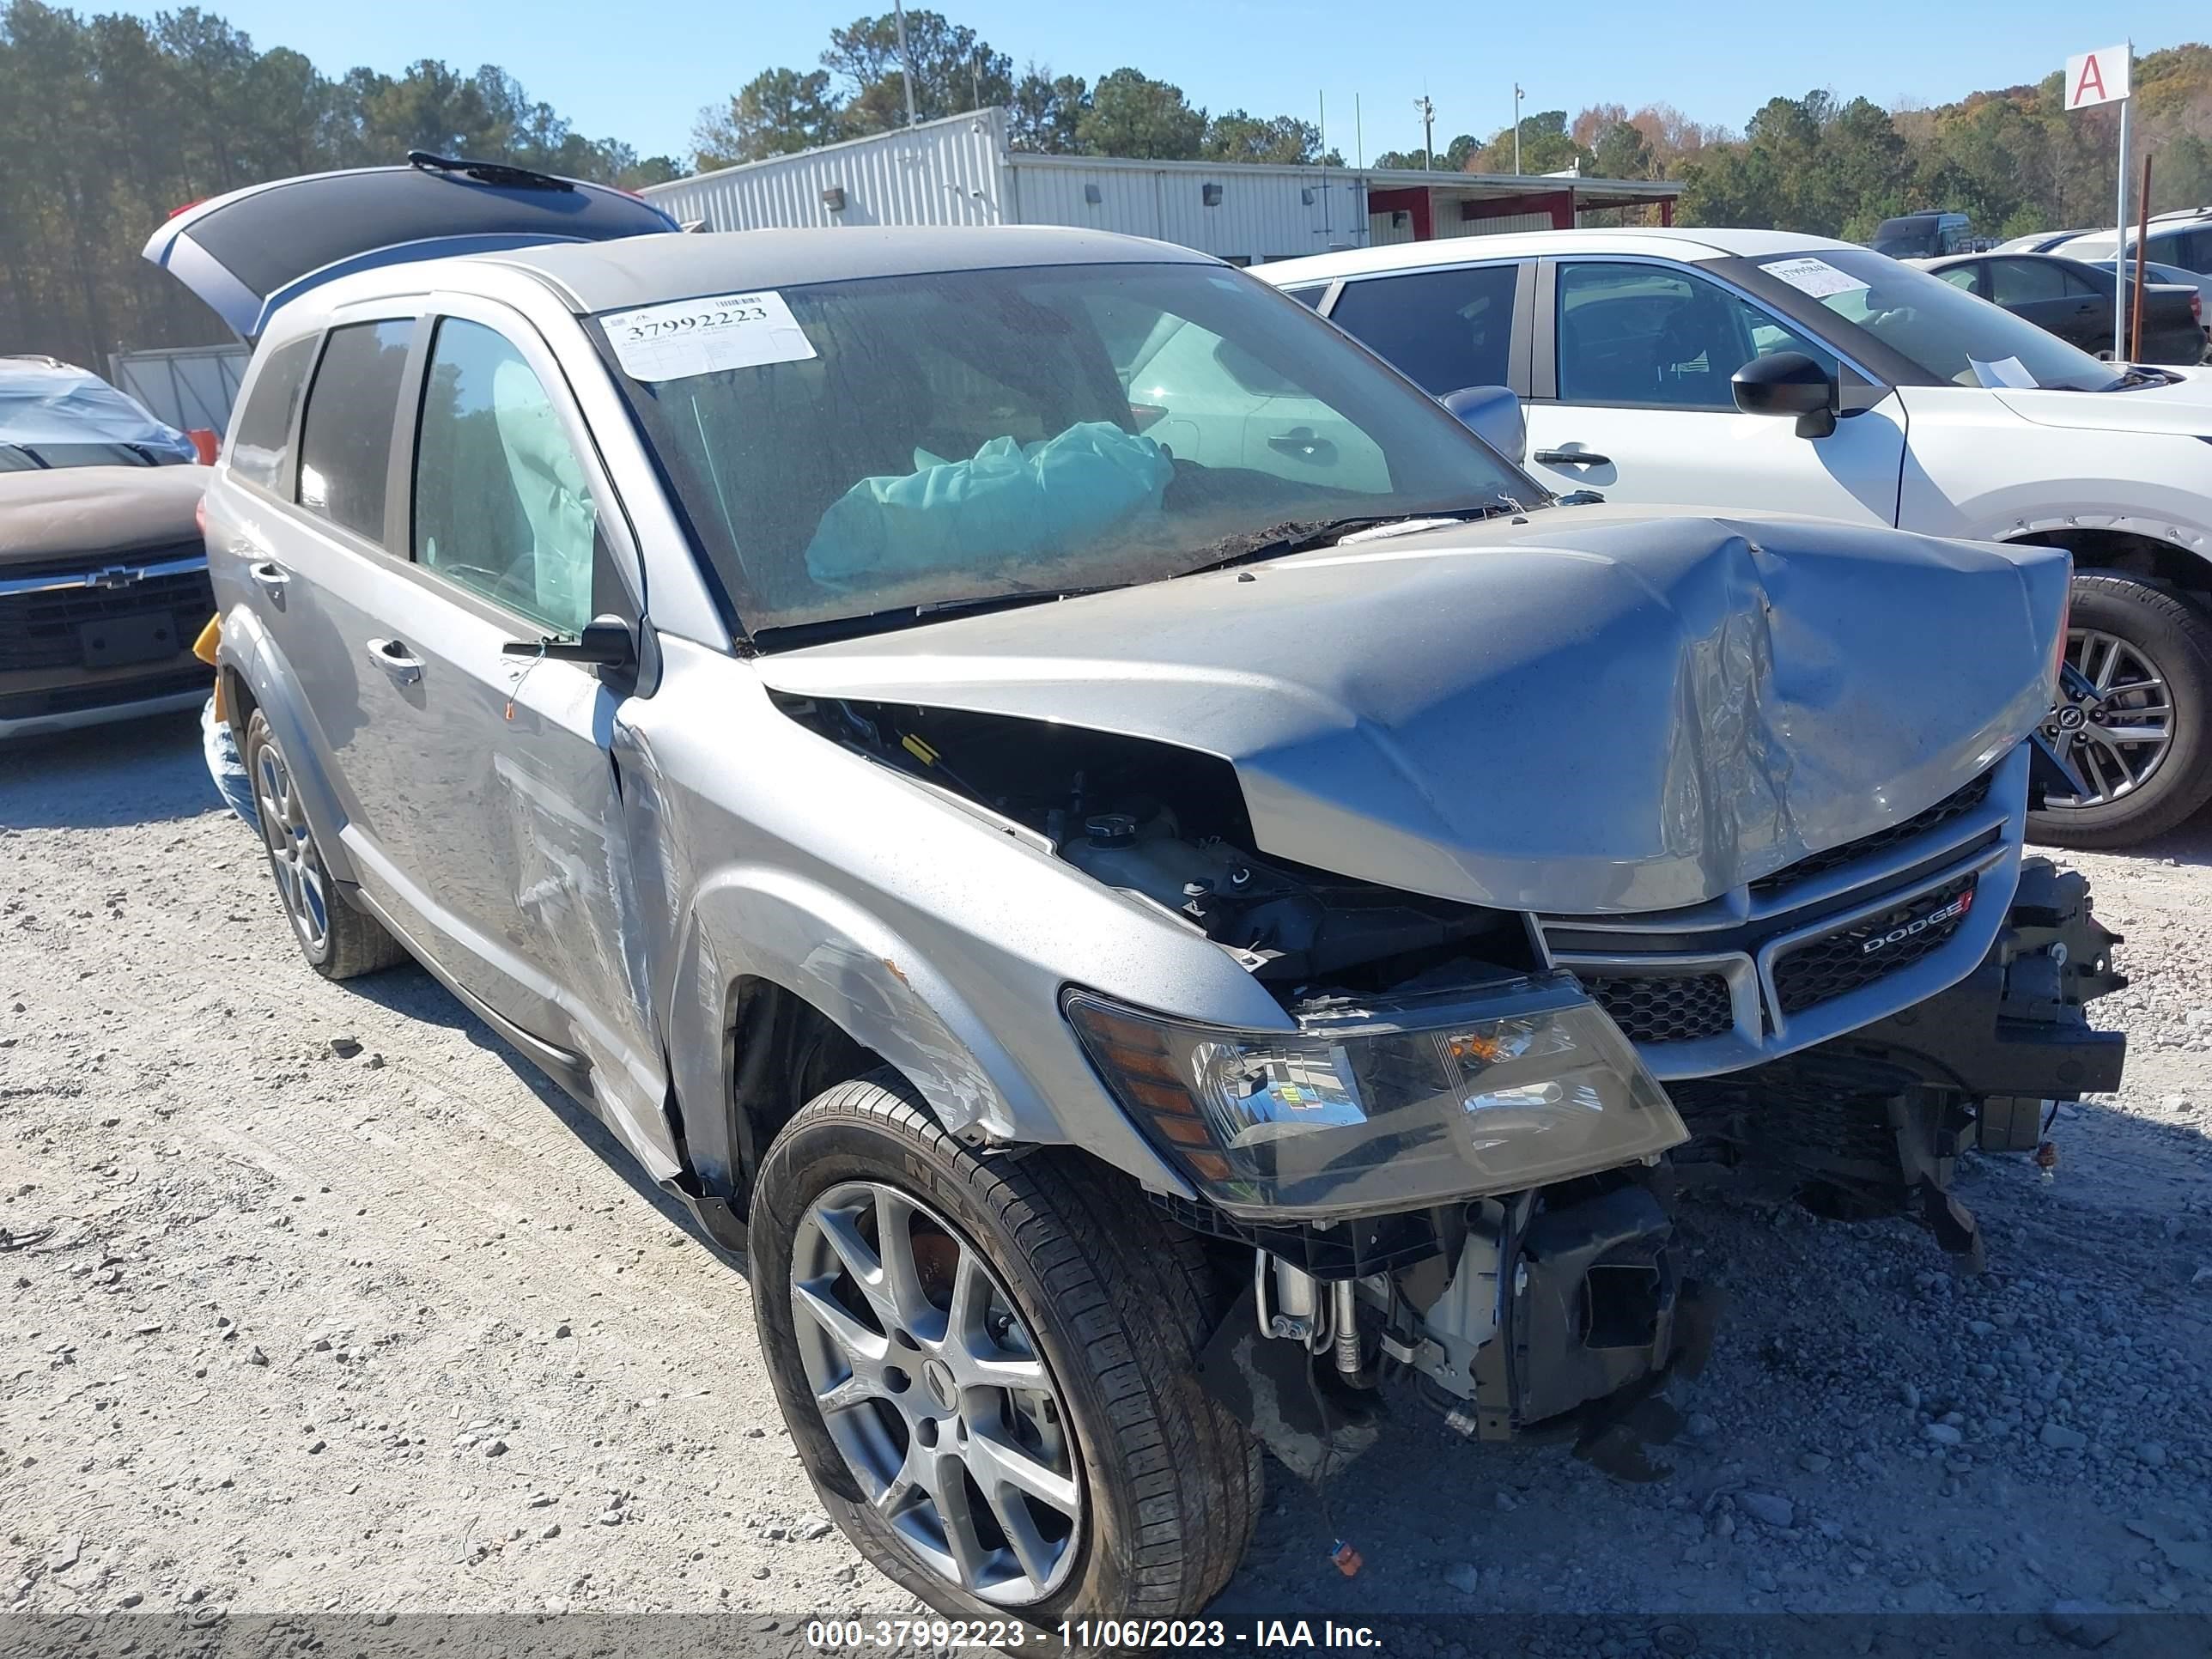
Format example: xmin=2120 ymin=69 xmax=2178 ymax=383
xmin=7 ymin=0 xmax=2211 ymax=373
xmin=691 ymin=9 xmax=1340 ymax=170
xmin=1391 ymin=46 xmax=2212 ymax=242
xmin=0 ymin=0 xmax=680 ymax=367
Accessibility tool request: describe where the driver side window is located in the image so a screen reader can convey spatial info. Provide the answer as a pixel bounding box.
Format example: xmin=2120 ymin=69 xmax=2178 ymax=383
xmin=1556 ymin=262 xmax=1835 ymax=410
xmin=412 ymin=318 xmax=602 ymax=637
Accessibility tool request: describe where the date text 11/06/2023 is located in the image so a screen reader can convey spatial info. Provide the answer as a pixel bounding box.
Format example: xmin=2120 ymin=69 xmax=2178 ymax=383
xmin=803 ymin=1620 xmax=1386 ymax=1650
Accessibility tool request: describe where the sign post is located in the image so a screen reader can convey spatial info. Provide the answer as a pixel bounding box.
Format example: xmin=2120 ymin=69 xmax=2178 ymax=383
xmin=2064 ymin=41 xmax=2134 ymax=360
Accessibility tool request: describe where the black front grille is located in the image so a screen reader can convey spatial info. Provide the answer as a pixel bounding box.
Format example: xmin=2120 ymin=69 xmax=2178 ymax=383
xmin=1579 ymin=970 xmax=1735 ymax=1044
xmin=0 ymin=662 xmax=210 ymax=721
xmin=1752 ymin=771 xmax=1996 ymax=900
xmin=1772 ymin=875 xmax=1978 ymax=1015
xmin=0 ymin=550 xmax=211 ymax=674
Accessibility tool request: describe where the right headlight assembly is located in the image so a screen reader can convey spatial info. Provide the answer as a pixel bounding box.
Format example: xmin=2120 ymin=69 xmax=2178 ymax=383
xmin=1065 ymin=972 xmax=1688 ymax=1220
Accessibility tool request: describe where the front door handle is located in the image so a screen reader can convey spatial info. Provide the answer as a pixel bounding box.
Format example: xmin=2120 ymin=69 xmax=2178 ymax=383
xmin=1267 ymin=427 xmax=1335 ymax=461
xmin=365 ymin=637 xmax=423 ymax=685
xmin=1533 ymin=447 xmax=1611 ymax=466
xmin=246 ymin=559 xmax=289 ymax=591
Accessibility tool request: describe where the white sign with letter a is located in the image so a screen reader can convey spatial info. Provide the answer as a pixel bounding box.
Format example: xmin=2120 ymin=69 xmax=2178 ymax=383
xmin=2063 ymin=45 xmax=2130 ymax=111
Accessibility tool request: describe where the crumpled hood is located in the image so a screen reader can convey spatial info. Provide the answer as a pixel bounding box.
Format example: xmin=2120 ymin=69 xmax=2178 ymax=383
xmin=1994 ymin=367 xmax=2212 ymax=435
xmin=757 ymin=507 xmax=2068 ymax=914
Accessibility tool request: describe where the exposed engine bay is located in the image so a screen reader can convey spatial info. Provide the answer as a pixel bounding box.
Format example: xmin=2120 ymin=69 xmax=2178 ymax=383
xmin=781 ymin=694 xmax=1540 ymax=995
xmin=781 ymin=693 xmax=2128 ymax=1478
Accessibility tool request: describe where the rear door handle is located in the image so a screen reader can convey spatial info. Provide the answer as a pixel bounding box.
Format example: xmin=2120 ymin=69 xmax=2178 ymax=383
xmin=1533 ymin=448 xmax=1610 ymax=466
xmin=365 ymin=637 xmax=423 ymax=684
xmin=246 ymin=559 xmax=289 ymax=590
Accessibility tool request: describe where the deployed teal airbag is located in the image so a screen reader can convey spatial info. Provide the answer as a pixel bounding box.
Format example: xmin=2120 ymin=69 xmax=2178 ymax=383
xmin=805 ymin=420 xmax=1173 ymax=586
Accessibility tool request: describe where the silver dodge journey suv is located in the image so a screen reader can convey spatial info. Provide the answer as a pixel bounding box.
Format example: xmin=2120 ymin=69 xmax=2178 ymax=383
xmin=148 ymin=156 xmax=2124 ymax=1626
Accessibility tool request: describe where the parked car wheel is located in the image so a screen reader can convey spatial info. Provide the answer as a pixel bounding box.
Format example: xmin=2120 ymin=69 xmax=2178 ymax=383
xmin=749 ymin=1073 xmax=1261 ymax=1627
xmin=2029 ymin=574 xmax=2212 ymax=848
xmin=242 ymin=708 xmax=407 ymax=978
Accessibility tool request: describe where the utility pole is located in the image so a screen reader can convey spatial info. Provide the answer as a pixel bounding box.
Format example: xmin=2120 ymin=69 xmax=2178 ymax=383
xmin=1513 ymin=82 xmax=1524 ymax=174
xmin=1414 ymin=94 xmax=1435 ymax=169
xmin=1355 ymin=93 xmax=1364 ymax=169
xmin=2113 ymin=44 xmax=2133 ymax=361
xmin=892 ymin=0 xmax=918 ymax=126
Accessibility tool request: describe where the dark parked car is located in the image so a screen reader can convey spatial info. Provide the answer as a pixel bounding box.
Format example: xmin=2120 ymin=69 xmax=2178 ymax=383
xmin=1869 ymin=210 xmax=1977 ymax=258
xmin=0 ymin=356 xmax=210 ymax=738
xmin=1917 ymin=252 xmax=2205 ymax=364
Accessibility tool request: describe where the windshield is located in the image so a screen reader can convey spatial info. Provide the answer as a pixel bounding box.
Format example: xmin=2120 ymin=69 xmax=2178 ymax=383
xmin=1869 ymin=221 xmax=1938 ymax=258
xmin=0 ymin=368 xmax=198 ymax=465
xmin=1759 ymin=248 xmax=2124 ymax=392
xmin=599 ymin=261 xmax=1536 ymax=636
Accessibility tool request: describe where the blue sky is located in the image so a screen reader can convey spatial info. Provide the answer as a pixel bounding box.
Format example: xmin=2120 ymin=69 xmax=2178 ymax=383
xmin=119 ymin=1 xmax=2203 ymax=163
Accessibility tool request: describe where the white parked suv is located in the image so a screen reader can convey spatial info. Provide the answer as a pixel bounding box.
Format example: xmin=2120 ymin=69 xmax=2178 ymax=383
xmin=2052 ymin=208 xmax=2212 ymax=275
xmin=1260 ymin=228 xmax=2212 ymax=846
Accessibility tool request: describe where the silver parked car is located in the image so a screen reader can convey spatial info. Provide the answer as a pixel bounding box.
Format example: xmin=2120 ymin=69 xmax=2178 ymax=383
xmin=149 ymin=162 xmax=2124 ymax=1626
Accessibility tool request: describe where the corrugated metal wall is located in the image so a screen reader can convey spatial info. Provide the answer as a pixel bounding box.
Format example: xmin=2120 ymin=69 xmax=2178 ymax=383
xmin=1008 ymin=161 xmax=1367 ymax=264
xmin=1367 ymin=211 xmax=1415 ymax=246
xmin=642 ymin=115 xmax=1674 ymax=261
xmin=1440 ymin=212 xmax=1556 ymax=239
xmin=643 ymin=110 xmax=1011 ymax=232
xmin=109 ymin=343 xmax=249 ymax=431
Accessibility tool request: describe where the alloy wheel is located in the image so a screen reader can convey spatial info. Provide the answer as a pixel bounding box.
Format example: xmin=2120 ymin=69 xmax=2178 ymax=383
xmin=788 ymin=1181 xmax=1083 ymax=1605
xmin=252 ymin=738 xmax=330 ymax=955
xmin=2042 ymin=627 xmax=2177 ymax=809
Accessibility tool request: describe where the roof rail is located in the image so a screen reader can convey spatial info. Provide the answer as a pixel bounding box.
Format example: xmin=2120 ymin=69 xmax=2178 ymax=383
xmin=2148 ymin=204 xmax=2212 ymax=222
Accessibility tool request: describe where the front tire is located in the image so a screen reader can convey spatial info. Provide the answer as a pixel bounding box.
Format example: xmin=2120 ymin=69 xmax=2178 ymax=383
xmin=749 ymin=1073 xmax=1261 ymax=1627
xmin=242 ymin=709 xmax=407 ymax=979
xmin=2028 ymin=573 xmax=2212 ymax=848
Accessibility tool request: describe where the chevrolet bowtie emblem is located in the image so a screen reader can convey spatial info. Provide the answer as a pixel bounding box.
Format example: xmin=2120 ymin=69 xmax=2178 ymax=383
xmin=87 ymin=566 xmax=144 ymax=589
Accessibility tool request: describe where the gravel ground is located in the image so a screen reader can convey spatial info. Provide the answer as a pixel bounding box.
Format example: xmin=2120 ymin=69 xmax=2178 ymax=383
xmin=3 ymin=712 xmax=2211 ymax=1645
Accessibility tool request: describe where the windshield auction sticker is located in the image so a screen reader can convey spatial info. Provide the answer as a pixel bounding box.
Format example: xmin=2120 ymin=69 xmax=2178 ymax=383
xmin=599 ymin=289 xmax=817 ymax=380
xmin=1758 ymin=256 xmax=1872 ymax=300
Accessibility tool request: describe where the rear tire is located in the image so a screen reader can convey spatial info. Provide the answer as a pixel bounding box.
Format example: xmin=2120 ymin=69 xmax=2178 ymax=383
xmin=242 ymin=709 xmax=407 ymax=980
xmin=2028 ymin=573 xmax=2212 ymax=849
xmin=749 ymin=1072 xmax=1261 ymax=1628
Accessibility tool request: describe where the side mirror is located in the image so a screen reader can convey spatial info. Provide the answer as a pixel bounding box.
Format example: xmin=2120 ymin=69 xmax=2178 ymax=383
xmin=502 ymin=612 xmax=637 ymax=675
xmin=1438 ymin=384 xmax=1526 ymax=464
xmin=1732 ymin=352 xmax=1839 ymax=439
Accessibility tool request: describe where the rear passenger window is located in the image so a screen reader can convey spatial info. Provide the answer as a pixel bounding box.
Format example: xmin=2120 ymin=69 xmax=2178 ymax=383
xmin=412 ymin=318 xmax=601 ymax=636
xmin=1328 ymin=265 xmax=1519 ymax=394
xmin=227 ymin=336 xmax=314 ymax=491
xmin=1989 ymin=260 xmax=2069 ymax=304
xmin=296 ymin=319 xmax=411 ymax=542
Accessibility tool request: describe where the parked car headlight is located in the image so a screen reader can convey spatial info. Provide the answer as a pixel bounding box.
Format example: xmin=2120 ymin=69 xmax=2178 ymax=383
xmin=1064 ymin=973 xmax=1688 ymax=1219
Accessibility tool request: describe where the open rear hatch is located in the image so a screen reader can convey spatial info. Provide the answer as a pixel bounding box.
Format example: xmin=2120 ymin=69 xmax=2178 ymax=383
xmin=143 ymin=153 xmax=679 ymax=340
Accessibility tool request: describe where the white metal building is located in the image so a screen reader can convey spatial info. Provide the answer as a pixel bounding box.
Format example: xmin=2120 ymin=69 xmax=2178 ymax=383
xmin=643 ymin=108 xmax=1681 ymax=266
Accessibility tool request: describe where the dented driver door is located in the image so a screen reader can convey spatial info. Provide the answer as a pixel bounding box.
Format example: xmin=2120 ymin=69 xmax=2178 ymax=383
xmin=339 ymin=295 xmax=674 ymax=1176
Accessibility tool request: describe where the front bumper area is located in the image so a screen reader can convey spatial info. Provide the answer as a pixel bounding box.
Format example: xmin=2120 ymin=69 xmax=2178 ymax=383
xmin=1194 ymin=856 xmax=2123 ymax=1470
xmin=1666 ymin=857 xmax=2124 ymax=1269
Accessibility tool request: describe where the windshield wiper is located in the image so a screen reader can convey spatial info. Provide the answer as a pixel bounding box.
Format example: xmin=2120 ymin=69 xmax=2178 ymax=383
xmin=752 ymin=585 xmax=1127 ymax=650
xmin=912 ymin=585 xmax=1123 ymax=618
xmin=407 ymin=150 xmax=577 ymax=193
xmin=0 ymin=443 xmax=52 ymax=469
xmin=1179 ymin=500 xmax=1538 ymax=578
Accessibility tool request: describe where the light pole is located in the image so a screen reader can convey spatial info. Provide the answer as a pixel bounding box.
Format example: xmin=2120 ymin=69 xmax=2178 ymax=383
xmin=892 ymin=0 xmax=918 ymax=126
xmin=1513 ymin=82 xmax=1523 ymax=174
